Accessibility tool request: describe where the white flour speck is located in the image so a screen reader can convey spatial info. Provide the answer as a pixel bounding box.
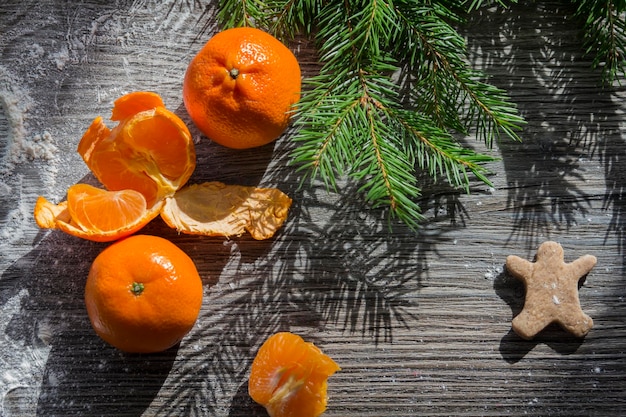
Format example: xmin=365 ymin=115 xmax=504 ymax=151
xmin=1 ymin=65 xmax=61 ymax=276
xmin=0 ymin=290 xmax=51 ymax=416
xmin=50 ymin=44 xmax=70 ymax=71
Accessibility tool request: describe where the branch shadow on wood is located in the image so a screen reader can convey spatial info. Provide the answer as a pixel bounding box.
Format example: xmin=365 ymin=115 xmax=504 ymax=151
xmin=466 ymin=1 xmax=622 ymax=382
xmin=600 ymin=120 xmax=626 ymax=268
xmin=466 ymin=0 xmax=624 ymax=255
xmin=152 ymin=134 xmax=465 ymax=415
xmin=228 ymin=380 xmax=268 ymax=417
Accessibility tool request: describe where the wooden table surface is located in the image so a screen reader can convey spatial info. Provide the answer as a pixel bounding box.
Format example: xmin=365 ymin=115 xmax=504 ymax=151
xmin=1 ymin=1 xmax=625 ymax=416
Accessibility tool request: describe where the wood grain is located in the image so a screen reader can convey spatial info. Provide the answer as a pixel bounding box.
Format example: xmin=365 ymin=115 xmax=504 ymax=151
xmin=1 ymin=1 xmax=625 ymax=416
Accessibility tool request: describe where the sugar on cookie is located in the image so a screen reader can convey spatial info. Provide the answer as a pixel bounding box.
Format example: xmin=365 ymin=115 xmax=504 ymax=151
xmin=505 ymin=241 xmax=596 ymax=340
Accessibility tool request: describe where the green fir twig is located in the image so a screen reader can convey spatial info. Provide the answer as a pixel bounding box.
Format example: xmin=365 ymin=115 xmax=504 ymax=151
xmin=216 ymin=0 xmax=528 ymax=230
xmin=574 ymin=0 xmax=626 ymax=86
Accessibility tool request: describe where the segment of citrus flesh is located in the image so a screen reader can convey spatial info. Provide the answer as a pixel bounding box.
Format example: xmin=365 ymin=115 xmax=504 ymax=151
xmin=248 ymin=332 xmax=340 ymax=417
xmin=67 ymin=183 xmax=148 ymax=232
xmin=160 ymin=181 xmax=292 ymax=240
xmin=34 ymin=183 xmax=163 ymax=242
xmin=78 ymin=91 xmax=196 ymax=207
xmin=110 ymin=91 xmax=165 ymax=121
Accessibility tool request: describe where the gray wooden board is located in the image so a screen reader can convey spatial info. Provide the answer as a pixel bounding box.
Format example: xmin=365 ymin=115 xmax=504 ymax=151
xmin=1 ymin=1 xmax=625 ymax=416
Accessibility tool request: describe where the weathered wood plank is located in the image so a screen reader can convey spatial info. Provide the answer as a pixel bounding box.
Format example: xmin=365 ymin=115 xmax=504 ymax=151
xmin=1 ymin=1 xmax=625 ymax=416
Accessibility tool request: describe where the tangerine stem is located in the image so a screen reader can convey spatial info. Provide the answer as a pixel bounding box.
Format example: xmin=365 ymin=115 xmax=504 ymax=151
xmin=229 ymin=68 xmax=239 ymax=79
xmin=131 ymin=282 xmax=145 ymax=296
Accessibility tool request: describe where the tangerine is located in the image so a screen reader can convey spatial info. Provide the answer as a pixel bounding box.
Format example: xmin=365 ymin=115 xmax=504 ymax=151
xmin=249 ymin=332 xmax=340 ymax=417
xmin=183 ymin=27 xmax=301 ymax=149
xmin=34 ymin=183 xmax=163 ymax=242
xmin=84 ymin=235 xmax=203 ymax=353
xmin=78 ymin=91 xmax=195 ymax=206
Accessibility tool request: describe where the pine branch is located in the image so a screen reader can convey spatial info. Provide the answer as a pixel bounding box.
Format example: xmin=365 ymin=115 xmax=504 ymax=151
xmin=574 ymin=0 xmax=626 ymax=86
xmin=267 ymin=0 xmax=321 ymax=38
xmin=216 ymin=0 xmax=524 ymax=230
xmin=391 ymin=3 xmax=524 ymax=147
xmin=216 ymin=0 xmax=269 ymax=28
xmin=464 ymin=0 xmax=518 ymax=12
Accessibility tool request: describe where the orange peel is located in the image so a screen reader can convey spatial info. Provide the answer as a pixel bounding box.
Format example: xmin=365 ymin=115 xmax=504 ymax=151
xmin=161 ymin=181 xmax=292 ymax=240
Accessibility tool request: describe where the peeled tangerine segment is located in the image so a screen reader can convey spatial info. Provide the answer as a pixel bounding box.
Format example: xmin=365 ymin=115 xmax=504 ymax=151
xmin=77 ymin=91 xmax=195 ymax=207
xmin=161 ymin=181 xmax=292 ymax=240
xmin=67 ymin=183 xmax=147 ymax=232
xmin=34 ymin=184 xmax=163 ymax=242
xmin=248 ymin=332 xmax=340 ymax=417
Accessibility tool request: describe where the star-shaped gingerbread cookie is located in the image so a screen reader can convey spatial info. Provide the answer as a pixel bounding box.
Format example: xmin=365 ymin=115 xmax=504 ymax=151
xmin=505 ymin=241 xmax=596 ymax=340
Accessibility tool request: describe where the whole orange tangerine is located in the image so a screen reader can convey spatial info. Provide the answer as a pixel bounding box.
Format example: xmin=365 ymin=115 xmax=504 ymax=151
xmin=183 ymin=27 xmax=301 ymax=149
xmin=249 ymin=332 xmax=340 ymax=417
xmin=84 ymin=235 xmax=203 ymax=353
